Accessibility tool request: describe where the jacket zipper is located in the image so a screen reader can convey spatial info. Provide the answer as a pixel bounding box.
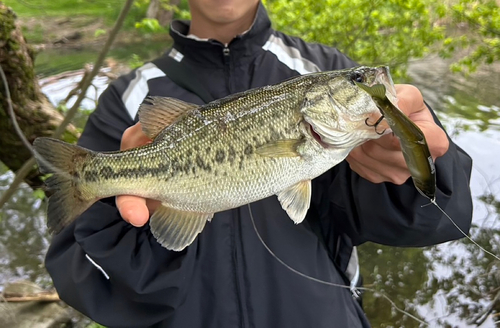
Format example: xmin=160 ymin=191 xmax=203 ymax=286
xmin=231 ymin=208 xmax=246 ymax=327
xmin=223 ymin=45 xmax=244 ymax=326
xmin=223 ymin=46 xmax=232 ymax=94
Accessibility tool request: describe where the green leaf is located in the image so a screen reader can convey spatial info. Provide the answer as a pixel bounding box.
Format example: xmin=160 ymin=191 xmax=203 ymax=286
xmin=94 ymin=29 xmax=106 ymax=38
xmin=33 ymin=189 xmax=46 ymax=200
xmin=40 ymin=173 xmax=53 ymax=182
xmin=135 ymin=18 xmax=164 ymax=34
xmin=128 ymin=54 xmax=144 ymax=69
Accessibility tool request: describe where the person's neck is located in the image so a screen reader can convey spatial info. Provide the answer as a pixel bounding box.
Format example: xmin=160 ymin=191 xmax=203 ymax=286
xmin=189 ymin=11 xmax=257 ymax=45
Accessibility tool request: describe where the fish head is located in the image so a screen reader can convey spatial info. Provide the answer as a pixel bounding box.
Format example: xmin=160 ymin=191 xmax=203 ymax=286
xmin=301 ymin=66 xmax=393 ymax=148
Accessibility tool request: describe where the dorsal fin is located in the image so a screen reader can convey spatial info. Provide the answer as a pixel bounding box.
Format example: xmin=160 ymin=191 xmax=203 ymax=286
xmin=138 ymin=96 xmax=199 ymax=139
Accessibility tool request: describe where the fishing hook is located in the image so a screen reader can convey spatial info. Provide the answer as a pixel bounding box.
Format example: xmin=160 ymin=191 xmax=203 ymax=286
xmin=365 ymin=115 xmax=386 ymax=135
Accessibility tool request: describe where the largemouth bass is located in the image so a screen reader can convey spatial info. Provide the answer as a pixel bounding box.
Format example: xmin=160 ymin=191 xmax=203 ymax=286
xmin=33 ymin=66 xmax=394 ymax=251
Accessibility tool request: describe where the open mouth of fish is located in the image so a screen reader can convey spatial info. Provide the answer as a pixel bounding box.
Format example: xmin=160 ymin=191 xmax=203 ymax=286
xmin=372 ymin=66 xmax=398 ymax=106
xmin=308 ymin=124 xmax=327 ymax=147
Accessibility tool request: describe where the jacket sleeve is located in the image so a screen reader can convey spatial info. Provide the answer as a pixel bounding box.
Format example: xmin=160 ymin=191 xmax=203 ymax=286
xmin=327 ymin=107 xmax=473 ymax=247
xmin=45 ymin=201 xmax=198 ymax=327
xmin=45 ymin=73 xmax=196 ymax=327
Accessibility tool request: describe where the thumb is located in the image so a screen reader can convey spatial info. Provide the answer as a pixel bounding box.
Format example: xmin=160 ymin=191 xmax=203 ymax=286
xmin=116 ymin=195 xmax=150 ymax=227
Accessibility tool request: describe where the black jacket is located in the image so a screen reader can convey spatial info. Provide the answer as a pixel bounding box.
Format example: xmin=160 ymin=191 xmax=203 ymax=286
xmin=45 ymin=4 xmax=473 ymax=328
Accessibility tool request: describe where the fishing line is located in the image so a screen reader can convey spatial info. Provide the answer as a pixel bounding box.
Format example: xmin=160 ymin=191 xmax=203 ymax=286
xmin=428 ymin=199 xmax=500 ymax=262
xmin=247 ymin=203 xmax=429 ymax=326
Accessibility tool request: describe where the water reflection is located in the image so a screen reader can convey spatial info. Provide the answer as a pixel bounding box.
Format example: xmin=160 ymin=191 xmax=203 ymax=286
xmin=0 ymin=51 xmax=499 ymax=326
xmin=0 ymin=163 xmax=51 ymax=292
xmin=359 ymin=245 xmax=431 ymax=327
xmin=408 ymin=56 xmax=500 ymax=132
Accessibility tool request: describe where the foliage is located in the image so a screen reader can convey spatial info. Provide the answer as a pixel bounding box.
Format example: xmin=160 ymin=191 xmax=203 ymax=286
xmin=263 ymin=0 xmax=500 ymax=77
xmin=129 ymin=53 xmax=145 ymax=69
xmin=263 ymin=0 xmax=446 ymax=78
xmin=441 ymin=0 xmax=500 ymax=73
xmin=94 ymin=29 xmax=107 ymax=38
xmin=4 ymin=0 xmax=147 ymax=28
xmin=133 ymin=0 xmax=190 ymax=33
xmin=135 ymin=18 xmax=165 ymax=33
xmin=174 ymin=0 xmax=191 ymax=20
xmin=32 ymin=188 xmax=45 ymax=200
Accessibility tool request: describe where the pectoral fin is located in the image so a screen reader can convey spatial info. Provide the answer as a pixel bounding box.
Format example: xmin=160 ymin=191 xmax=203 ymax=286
xmin=149 ymin=204 xmax=213 ymax=251
xmin=277 ymin=180 xmax=311 ymax=224
xmin=139 ymin=96 xmax=199 ymax=139
xmin=255 ymin=139 xmax=304 ymax=157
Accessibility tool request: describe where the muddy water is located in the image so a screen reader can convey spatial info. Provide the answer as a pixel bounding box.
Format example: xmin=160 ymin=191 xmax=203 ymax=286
xmin=0 ymin=52 xmax=499 ymax=326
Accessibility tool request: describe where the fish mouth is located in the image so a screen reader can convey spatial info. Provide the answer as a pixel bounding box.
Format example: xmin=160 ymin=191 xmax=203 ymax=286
xmin=372 ymin=66 xmax=398 ymax=106
xmin=306 ymin=121 xmax=329 ymax=148
xmin=304 ymin=119 xmax=366 ymax=149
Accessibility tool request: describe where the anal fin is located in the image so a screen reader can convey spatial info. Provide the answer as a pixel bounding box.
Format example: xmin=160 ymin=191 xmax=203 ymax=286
xmin=277 ymin=180 xmax=311 ymax=224
xmin=149 ymin=204 xmax=213 ymax=251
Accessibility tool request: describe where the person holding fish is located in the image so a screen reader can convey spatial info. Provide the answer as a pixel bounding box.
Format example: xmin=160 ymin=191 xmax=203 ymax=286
xmin=36 ymin=0 xmax=473 ymax=327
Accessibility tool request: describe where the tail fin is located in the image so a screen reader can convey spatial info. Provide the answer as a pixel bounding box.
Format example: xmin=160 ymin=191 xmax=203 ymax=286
xmin=33 ymin=137 xmax=96 ymax=234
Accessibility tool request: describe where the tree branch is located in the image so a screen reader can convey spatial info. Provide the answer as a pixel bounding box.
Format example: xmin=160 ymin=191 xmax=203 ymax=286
xmin=1 ymin=291 xmax=60 ymax=303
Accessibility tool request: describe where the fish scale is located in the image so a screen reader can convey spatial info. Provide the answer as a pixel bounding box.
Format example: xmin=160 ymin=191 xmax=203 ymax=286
xmin=33 ymin=66 xmax=393 ymax=251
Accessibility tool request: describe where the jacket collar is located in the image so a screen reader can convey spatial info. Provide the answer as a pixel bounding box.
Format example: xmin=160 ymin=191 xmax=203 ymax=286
xmin=168 ymin=2 xmax=273 ymax=67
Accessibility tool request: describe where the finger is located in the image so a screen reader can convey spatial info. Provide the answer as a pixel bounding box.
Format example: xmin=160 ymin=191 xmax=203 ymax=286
xmin=121 ymin=123 xmax=152 ymax=150
xmin=371 ymin=134 xmax=402 ymax=152
xmin=416 ymin=121 xmax=449 ymax=159
xmin=116 ymin=195 xmax=150 ymax=227
xmin=393 ymin=85 xmax=450 ymax=159
xmin=396 ymin=86 xmax=449 ymax=158
xmin=346 ymin=154 xmax=386 ymax=183
xmin=117 ymin=123 xmax=154 ymax=226
xmin=347 ymin=143 xmax=411 ymax=184
xmin=351 ymin=139 xmax=407 ymax=168
xmin=347 ymin=154 xmax=411 ymax=184
xmin=394 ymin=84 xmax=425 ymax=116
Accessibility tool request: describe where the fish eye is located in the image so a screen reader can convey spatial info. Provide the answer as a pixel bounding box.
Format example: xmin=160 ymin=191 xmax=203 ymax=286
xmin=350 ymin=72 xmax=365 ymax=84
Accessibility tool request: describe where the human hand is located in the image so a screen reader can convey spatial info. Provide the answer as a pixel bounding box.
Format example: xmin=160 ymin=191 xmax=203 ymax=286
xmin=346 ymin=84 xmax=449 ymax=184
xmin=116 ymin=123 xmax=160 ymax=227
